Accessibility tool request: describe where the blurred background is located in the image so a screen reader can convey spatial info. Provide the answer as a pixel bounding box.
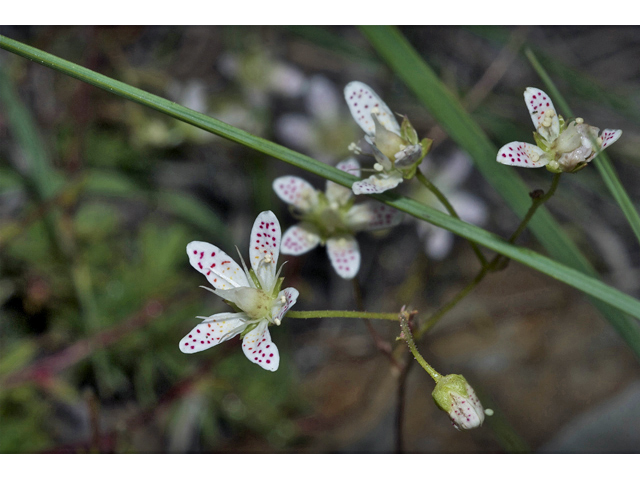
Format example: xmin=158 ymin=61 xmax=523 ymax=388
xmin=1 ymin=26 xmax=640 ymax=453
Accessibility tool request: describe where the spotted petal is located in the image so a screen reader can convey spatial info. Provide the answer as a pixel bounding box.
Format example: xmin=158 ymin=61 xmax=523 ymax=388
xmin=187 ymin=241 xmax=250 ymax=290
xmin=179 ymin=312 xmax=247 ymax=354
xmin=271 ymin=287 xmax=299 ymax=324
xmin=281 ymin=224 xmax=321 ymax=255
xmin=345 ymin=202 xmax=402 ymax=231
xmin=326 ymin=234 xmax=360 ymax=279
xmin=272 ymin=176 xmax=319 ymax=212
xmin=497 ymin=142 xmax=548 ymax=168
xmin=344 ymin=81 xmax=401 ymax=136
xmin=242 ymin=321 xmax=279 ymax=371
xmin=586 ymin=129 xmax=623 ymax=161
xmin=326 ymin=158 xmax=360 ymax=205
xmin=352 ymin=171 xmax=403 ymax=195
xmin=250 ymin=211 xmax=281 ymax=292
xmin=524 ymin=87 xmax=559 ymax=141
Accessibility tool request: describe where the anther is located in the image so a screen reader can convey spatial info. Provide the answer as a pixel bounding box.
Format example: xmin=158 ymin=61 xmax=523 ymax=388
xmin=373 ymin=163 xmax=384 ymax=172
xmin=575 ymin=117 xmax=584 ymax=125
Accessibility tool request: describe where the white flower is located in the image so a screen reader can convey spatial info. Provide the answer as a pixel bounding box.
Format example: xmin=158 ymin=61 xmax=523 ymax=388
xmin=497 ymin=87 xmax=622 ymax=173
xmin=273 ymin=158 xmax=402 ymax=279
xmin=275 ymin=75 xmax=360 ymax=163
xmin=414 ymin=152 xmax=487 ymax=259
xmin=179 ymin=211 xmax=298 ymax=372
xmin=344 ymin=81 xmax=432 ymax=194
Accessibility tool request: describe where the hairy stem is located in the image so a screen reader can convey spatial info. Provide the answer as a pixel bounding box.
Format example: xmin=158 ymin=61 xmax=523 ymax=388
xmin=399 ymin=309 xmax=441 ymax=383
xmin=285 ymin=310 xmax=401 ymax=321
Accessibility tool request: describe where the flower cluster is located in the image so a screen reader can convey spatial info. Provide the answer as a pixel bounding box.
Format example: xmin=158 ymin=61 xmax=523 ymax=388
xmin=497 ymin=87 xmax=622 ymax=173
xmin=343 ymin=82 xmax=432 ymax=194
xmin=179 ymin=211 xmax=298 ymax=372
xmin=273 ymin=158 xmax=402 ymax=279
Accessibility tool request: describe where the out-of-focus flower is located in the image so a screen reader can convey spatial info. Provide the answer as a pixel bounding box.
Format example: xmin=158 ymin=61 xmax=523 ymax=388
xmin=218 ymin=49 xmax=307 ymax=108
xmin=431 ymin=374 xmax=485 ymax=430
xmin=179 ymin=211 xmax=298 ymax=372
xmin=273 ymin=158 xmax=402 ymax=279
xmin=344 ymin=81 xmax=432 ymax=194
xmin=497 ymin=87 xmax=622 ymax=173
xmin=413 ymin=152 xmax=487 ymax=260
xmin=276 ymin=75 xmax=360 ymax=163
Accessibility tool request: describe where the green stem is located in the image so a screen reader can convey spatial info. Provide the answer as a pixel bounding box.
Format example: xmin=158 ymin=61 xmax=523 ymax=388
xmin=507 ymin=173 xmax=561 ymax=244
xmin=416 ymin=268 xmax=488 ymax=339
xmin=399 ymin=310 xmax=441 ymax=382
xmin=417 ymin=174 xmax=561 ymax=338
xmin=285 ymin=310 xmax=400 ymax=321
xmin=415 ymin=170 xmax=488 ymax=267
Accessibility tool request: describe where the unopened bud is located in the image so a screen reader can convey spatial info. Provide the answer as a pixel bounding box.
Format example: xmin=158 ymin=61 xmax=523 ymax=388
xmin=432 ymin=374 xmax=485 ymax=430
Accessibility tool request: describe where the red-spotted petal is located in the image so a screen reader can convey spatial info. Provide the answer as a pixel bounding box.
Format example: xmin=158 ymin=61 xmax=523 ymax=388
xmin=344 ymin=81 xmax=400 ymax=136
xmin=524 ymin=87 xmax=559 ymax=141
xmin=179 ymin=313 xmax=246 ymax=354
xmin=242 ymin=321 xmax=279 ymax=371
xmin=326 ymin=234 xmax=360 ymax=279
xmin=271 ymin=287 xmax=299 ymax=324
xmin=352 ymin=171 xmax=403 ymax=195
xmin=363 ymin=202 xmax=403 ymax=230
xmin=497 ymin=142 xmax=547 ymax=168
xmin=250 ymin=211 xmax=281 ymax=290
xmin=280 ymin=224 xmax=321 ymax=255
xmin=272 ymin=176 xmax=318 ymax=212
xmin=586 ymin=129 xmax=623 ymax=161
xmin=187 ymin=241 xmax=249 ymax=289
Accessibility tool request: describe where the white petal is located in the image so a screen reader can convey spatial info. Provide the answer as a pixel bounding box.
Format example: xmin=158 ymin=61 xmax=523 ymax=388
xmin=524 ymin=87 xmax=559 ymax=141
xmin=250 ymin=211 xmax=281 ymax=292
xmin=242 ymin=321 xmax=280 ymax=371
xmin=272 ymin=176 xmax=318 ymax=211
xmin=344 ymin=81 xmax=400 ymax=136
xmin=275 ymin=114 xmax=317 ymax=152
xmin=268 ymin=64 xmax=306 ymax=98
xmin=423 ymin=225 xmax=454 ymax=260
xmin=449 ymin=192 xmax=488 ymax=226
xmin=586 ymin=129 xmax=623 ymax=161
xmin=344 ymin=203 xmax=402 ymax=231
xmin=325 ymin=157 xmax=361 ymax=204
xmin=352 ymin=171 xmax=403 ymax=195
xmin=306 ymin=75 xmax=340 ymax=123
xmin=326 ymin=234 xmax=360 ymax=279
xmin=281 ymin=224 xmax=321 ymax=255
xmin=360 ymin=202 xmax=403 ymax=230
xmin=271 ymin=287 xmax=299 ymax=324
xmin=187 ymin=241 xmax=250 ymax=290
xmin=497 ymin=142 xmax=548 ymax=168
xmin=179 ymin=312 xmax=247 ymax=354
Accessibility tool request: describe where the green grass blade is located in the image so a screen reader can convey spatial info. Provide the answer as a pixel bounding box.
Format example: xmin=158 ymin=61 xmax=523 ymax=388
xmin=358 ymin=26 xmax=640 ymax=357
xmin=525 ymin=48 xmax=640 ymax=247
xmin=2 ymin=34 xmax=640 ymax=355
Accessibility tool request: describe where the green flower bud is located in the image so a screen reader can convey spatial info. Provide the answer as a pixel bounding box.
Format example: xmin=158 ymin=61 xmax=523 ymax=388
xmin=432 ymin=374 xmax=485 ymax=430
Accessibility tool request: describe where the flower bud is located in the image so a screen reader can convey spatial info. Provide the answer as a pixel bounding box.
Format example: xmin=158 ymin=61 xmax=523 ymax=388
xmin=432 ymin=374 xmax=485 ymax=430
